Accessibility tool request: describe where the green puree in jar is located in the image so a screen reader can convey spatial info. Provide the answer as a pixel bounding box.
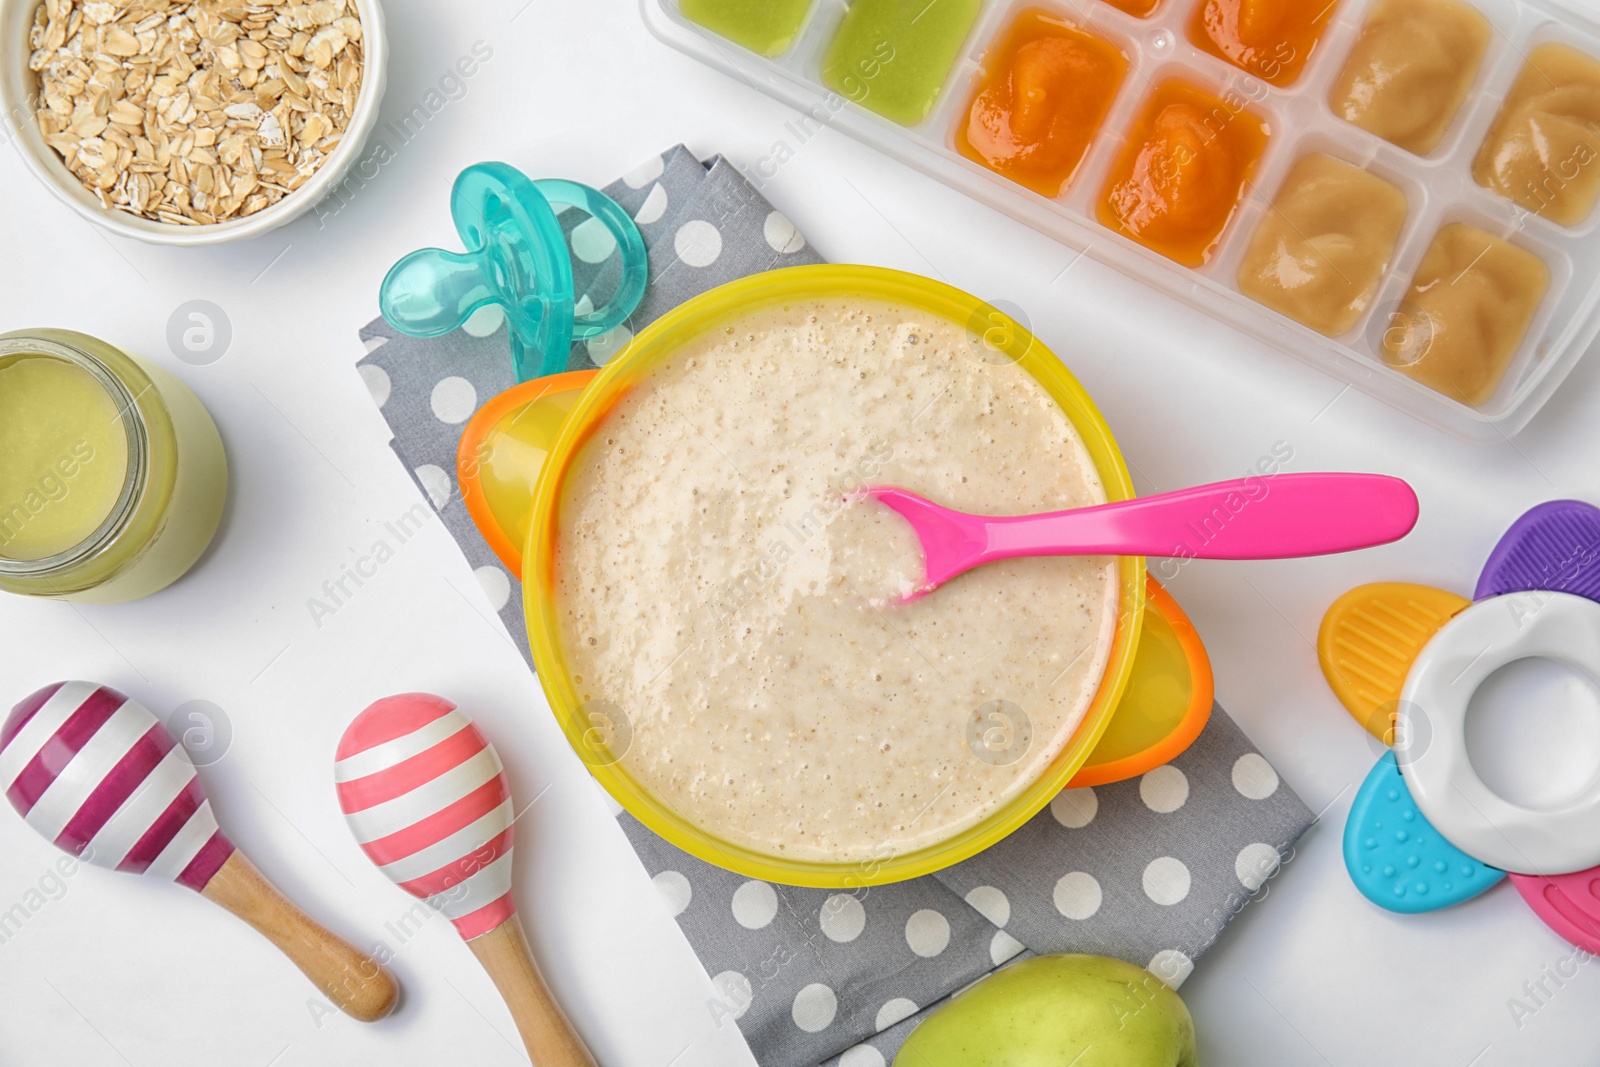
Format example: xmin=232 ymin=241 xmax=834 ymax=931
xmin=821 ymin=0 xmax=982 ymax=126
xmin=680 ymin=0 xmax=814 ymax=57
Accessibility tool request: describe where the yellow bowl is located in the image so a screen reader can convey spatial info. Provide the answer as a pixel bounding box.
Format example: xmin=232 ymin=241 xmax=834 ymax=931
xmin=524 ymin=264 xmax=1146 ymax=887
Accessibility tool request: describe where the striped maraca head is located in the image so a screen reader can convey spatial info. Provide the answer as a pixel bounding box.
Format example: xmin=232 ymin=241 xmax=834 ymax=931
xmin=336 ymin=694 xmax=516 ymax=941
xmin=2 ymin=682 xmax=234 ymax=891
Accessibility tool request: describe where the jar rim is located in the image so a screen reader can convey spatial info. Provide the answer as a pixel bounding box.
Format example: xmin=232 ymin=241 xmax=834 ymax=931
xmin=0 ymin=335 xmax=149 ymax=576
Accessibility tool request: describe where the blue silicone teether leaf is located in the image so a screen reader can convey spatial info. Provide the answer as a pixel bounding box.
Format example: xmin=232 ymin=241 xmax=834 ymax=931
xmin=1345 ymin=752 xmax=1504 ymax=913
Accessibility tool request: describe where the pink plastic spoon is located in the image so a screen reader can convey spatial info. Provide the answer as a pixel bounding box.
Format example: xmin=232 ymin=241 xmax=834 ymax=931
xmin=867 ymin=473 xmax=1419 ymax=601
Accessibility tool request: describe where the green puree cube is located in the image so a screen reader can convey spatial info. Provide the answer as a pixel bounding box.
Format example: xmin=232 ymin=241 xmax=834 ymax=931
xmin=821 ymin=0 xmax=982 ymax=126
xmin=681 ymin=0 xmax=815 ymax=58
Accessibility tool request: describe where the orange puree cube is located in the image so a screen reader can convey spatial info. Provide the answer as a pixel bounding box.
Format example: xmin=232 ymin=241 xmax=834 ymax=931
xmin=1191 ymin=0 xmax=1339 ymax=87
xmin=1097 ymin=79 xmax=1270 ymax=266
xmin=1104 ymin=0 xmax=1162 ymax=16
xmin=957 ymin=9 xmax=1128 ymax=197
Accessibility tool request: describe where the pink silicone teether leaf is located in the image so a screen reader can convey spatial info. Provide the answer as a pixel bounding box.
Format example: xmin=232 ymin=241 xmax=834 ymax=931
xmin=1512 ymin=867 xmax=1600 ymax=953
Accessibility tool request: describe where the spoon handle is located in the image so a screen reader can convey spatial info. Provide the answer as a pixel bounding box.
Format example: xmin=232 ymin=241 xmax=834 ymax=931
xmin=200 ymin=850 xmax=399 ymax=1022
xmin=983 ymin=474 xmax=1418 ymax=561
xmin=468 ymin=914 xmax=598 ymax=1066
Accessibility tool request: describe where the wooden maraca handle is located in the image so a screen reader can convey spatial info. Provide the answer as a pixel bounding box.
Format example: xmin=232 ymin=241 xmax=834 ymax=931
xmin=469 ymin=915 xmax=597 ymax=1066
xmin=200 ymin=850 xmax=399 ymax=1022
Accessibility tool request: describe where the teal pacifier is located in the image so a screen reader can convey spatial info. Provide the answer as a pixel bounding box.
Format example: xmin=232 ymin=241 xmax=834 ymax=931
xmin=380 ymin=162 xmax=648 ymax=381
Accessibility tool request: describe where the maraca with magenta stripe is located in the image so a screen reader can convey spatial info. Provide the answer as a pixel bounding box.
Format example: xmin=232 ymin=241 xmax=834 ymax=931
xmin=2 ymin=681 xmax=399 ymax=1021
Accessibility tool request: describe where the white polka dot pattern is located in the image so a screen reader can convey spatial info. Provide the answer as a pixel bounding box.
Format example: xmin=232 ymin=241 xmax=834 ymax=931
xmin=839 ymin=1045 xmax=885 ymax=1067
xmin=473 ymin=565 xmax=511 ymax=611
xmin=792 ymin=983 xmax=837 ymax=1032
xmin=1143 ymin=857 xmax=1192 ymax=906
xmin=1235 ymin=842 xmax=1281 ymax=891
xmin=1053 ymin=872 xmax=1102 ymax=920
xmin=634 ymin=184 xmax=669 ymax=225
xmin=359 ymin=363 xmax=391 ymax=407
xmin=413 ymin=464 xmax=451 ymax=510
xmin=964 ymin=885 xmax=1010 ymax=928
xmin=820 ymin=893 xmax=866 ymax=942
xmin=712 ymin=970 xmax=753 ymax=1021
xmin=570 ymin=216 xmax=617 ymax=264
xmin=586 ymin=324 xmax=632 ymax=365
xmin=461 ymin=304 xmax=504 ymax=337
xmin=1232 ymin=753 xmax=1280 ymax=799
xmin=653 ymin=871 xmax=691 ymax=917
xmin=990 ymin=929 xmax=1025 ymax=965
xmin=904 ymin=909 xmax=950 ymax=958
xmin=875 ymin=998 xmax=918 ymax=1031
xmin=732 ymin=879 xmax=778 ymax=929
xmin=764 ymin=210 xmax=806 ymax=254
xmin=429 ymin=376 xmax=477 ymax=424
xmin=1148 ymin=949 xmax=1195 ymax=989
xmin=1050 ymin=787 xmax=1097 ymax=828
xmin=674 ymin=219 xmax=723 ymax=267
xmin=1140 ymin=765 xmax=1189 ymax=813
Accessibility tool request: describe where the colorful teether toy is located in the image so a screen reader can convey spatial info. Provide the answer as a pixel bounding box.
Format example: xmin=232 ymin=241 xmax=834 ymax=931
xmin=380 ymin=162 xmax=647 ymax=382
xmin=336 ymin=693 xmax=595 ymax=1065
xmin=1 ymin=682 xmax=398 ymax=1021
xmin=1321 ymin=500 xmax=1600 ymax=948
xmin=867 ymin=473 xmax=1419 ymax=601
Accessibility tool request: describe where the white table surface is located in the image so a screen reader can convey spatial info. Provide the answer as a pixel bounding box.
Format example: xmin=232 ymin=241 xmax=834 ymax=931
xmin=5 ymin=1 xmax=1600 ymax=1063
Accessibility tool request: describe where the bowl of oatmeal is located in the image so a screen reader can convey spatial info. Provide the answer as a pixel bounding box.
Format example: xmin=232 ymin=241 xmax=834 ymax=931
xmin=525 ymin=265 xmax=1146 ymax=886
xmin=0 ymin=0 xmax=386 ymax=245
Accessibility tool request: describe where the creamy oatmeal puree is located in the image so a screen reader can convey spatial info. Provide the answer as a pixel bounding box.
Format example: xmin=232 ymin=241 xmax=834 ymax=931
xmin=555 ymin=298 xmax=1116 ymax=863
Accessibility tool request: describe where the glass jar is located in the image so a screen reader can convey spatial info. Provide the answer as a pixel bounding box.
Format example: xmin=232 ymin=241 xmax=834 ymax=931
xmin=0 ymin=329 xmax=227 ymax=603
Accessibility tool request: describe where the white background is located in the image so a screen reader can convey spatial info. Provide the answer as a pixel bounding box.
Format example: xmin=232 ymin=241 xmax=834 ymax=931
xmin=5 ymin=0 xmax=1600 ymax=1063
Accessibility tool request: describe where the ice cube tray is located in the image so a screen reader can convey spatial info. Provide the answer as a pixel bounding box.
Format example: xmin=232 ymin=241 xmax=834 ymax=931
xmin=643 ymin=0 xmax=1600 ymax=440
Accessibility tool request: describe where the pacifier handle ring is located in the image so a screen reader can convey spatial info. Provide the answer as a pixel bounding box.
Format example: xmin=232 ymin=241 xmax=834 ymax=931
xmin=532 ymin=178 xmax=648 ymax=341
xmin=454 ymin=163 xmax=574 ymax=382
xmin=379 ymin=162 xmax=574 ymax=382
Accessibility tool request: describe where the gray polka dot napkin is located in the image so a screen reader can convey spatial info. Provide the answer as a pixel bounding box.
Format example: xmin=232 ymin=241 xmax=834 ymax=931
xmin=355 ymin=146 xmax=1314 ymax=1067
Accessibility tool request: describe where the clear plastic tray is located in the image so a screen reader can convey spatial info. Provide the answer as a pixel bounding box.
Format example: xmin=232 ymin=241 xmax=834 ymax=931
xmin=643 ymin=0 xmax=1600 ymax=440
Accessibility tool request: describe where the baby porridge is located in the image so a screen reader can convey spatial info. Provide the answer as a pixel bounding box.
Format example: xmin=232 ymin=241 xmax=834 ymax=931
xmin=554 ymin=297 xmax=1117 ymax=863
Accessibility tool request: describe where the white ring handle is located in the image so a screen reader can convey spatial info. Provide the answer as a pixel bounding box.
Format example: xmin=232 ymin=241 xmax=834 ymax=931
xmin=1399 ymin=592 xmax=1600 ymax=876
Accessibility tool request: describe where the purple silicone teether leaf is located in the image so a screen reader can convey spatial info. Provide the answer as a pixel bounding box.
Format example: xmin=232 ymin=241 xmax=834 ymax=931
xmin=1475 ymin=500 xmax=1600 ymax=603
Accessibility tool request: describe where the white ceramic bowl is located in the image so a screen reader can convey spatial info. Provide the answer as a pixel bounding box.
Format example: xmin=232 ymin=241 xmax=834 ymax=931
xmin=0 ymin=0 xmax=387 ymax=246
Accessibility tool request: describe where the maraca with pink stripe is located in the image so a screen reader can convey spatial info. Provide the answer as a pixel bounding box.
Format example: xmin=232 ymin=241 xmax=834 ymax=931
xmin=2 ymin=682 xmax=398 ymax=1022
xmin=337 ymin=694 xmax=596 ymax=1065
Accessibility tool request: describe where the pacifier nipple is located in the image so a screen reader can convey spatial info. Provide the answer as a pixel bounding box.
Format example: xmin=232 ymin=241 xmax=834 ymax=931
xmin=381 ymin=247 xmax=492 ymax=338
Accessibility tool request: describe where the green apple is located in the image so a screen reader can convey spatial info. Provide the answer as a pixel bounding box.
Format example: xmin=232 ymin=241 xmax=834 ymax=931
xmin=894 ymin=954 xmax=1198 ymax=1067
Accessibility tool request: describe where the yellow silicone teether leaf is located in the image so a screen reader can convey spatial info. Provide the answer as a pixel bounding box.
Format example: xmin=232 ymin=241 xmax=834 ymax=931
xmin=1318 ymin=582 xmax=1469 ymax=743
